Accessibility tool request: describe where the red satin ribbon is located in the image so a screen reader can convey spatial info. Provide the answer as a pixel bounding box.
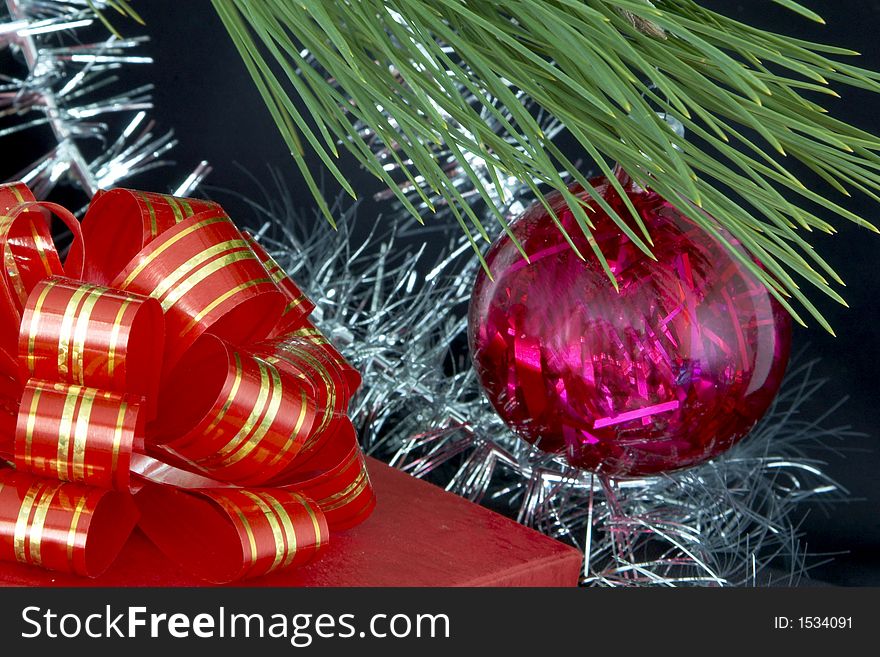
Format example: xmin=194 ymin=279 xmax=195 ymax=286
xmin=0 ymin=182 xmax=374 ymax=583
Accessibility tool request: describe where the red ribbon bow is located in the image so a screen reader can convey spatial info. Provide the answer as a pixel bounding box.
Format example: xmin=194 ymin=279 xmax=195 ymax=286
xmin=0 ymin=182 xmax=374 ymax=583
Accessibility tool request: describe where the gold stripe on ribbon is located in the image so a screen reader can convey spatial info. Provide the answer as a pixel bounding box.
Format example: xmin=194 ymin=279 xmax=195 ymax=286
xmin=202 ymin=353 xmax=243 ymax=436
xmin=26 ymin=281 xmax=56 ymax=374
xmin=71 ymin=388 xmax=98 ymax=482
xmin=220 ymin=363 xmax=284 ymax=468
xmin=270 ymin=346 xmax=336 ymax=452
xmin=66 ymin=494 xmax=89 ymax=566
xmin=215 ymin=494 xmax=258 ymax=570
xmin=319 ymin=470 xmax=369 ymax=513
xmin=240 ymin=491 xmax=285 ymax=574
xmin=28 ymin=220 xmax=54 ymax=278
xmin=13 ymin=481 xmax=44 ymax=563
xmin=267 ymin=265 xmax=286 ymax=283
xmin=27 ymin=483 xmax=62 ymax=566
xmin=316 ymin=449 xmax=368 ymax=513
xmin=106 ymin=298 xmax=135 ymax=378
xmin=272 ymin=348 xmax=335 ymax=430
xmin=213 ymin=360 xmax=284 ymax=469
xmin=151 ymin=238 xmax=245 ymax=302
xmin=201 ymin=360 xmax=271 ymax=465
xmin=137 ymin=192 xmax=159 ymax=237
xmin=179 ymin=277 xmax=272 ymax=338
xmin=120 ymin=216 xmax=227 ymax=289
xmin=56 ymin=385 xmax=83 ymax=481
xmin=70 ymin=288 xmax=103 ymax=384
xmin=2 ymin=240 xmax=28 ymax=305
xmin=265 ymin=387 xmax=308 ymax=470
xmin=283 ymin=295 xmax=308 ymax=314
xmin=160 ymin=248 xmax=256 ymax=313
xmin=259 ymin=491 xmax=299 ymax=568
xmin=295 ymin=493 xmax=323 ymax=552
xmin=23 ymin=386 xmax=43 ymax=469
xmin=109 ymin=400 xmax=130 ymax=480
xmin=166 ymin=196 xmax=184 ymax=224
xmin=57 ymin=285 xmax=96 ymax=378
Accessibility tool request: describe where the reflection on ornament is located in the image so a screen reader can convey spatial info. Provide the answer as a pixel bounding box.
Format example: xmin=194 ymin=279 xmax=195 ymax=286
xmin=468 ymin=176 xmax=791 ymax=477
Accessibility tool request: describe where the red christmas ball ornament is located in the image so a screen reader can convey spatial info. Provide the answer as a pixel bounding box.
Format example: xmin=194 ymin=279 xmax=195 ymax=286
xmin=468 ymin=175 xmax=792 ymax=477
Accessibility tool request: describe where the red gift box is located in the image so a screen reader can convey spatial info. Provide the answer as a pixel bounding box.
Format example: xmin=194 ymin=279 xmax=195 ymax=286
xmin=0 ymin=458 xmax=583 ymax=587
xmin=0 ymin=182 xmax=582 ymax=588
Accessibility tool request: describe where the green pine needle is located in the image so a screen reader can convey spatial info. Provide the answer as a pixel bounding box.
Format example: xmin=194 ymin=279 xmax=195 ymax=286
xmin=85 ymin=0 xmax=144 ymax=38
xmin=212 ymin=0 xmax=880 ymax=333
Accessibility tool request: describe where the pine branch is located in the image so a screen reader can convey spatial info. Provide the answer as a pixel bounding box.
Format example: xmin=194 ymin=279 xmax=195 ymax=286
xmin=212 ymin=0 xmax=880 ymax=333
xmin=85 ymin=0 xmax=145 ymax=37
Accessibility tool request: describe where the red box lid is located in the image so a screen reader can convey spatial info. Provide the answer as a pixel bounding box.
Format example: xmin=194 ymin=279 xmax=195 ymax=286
xmin=0 ymin=458 xmax=583 ymax=587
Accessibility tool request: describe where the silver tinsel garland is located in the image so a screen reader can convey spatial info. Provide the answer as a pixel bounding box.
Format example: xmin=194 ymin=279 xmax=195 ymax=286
xmin=281 ymin=49 xmax=846 ymax=585
xmin=0 ymin=0 xmax=209 ymax=202
xmin=238 ymin=176 xmax=850 ymax=587
xmin=0 ymin=3 xmax=847 ymax=584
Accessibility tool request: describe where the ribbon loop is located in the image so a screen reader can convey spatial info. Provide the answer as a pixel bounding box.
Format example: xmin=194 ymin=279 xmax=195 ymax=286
xmin=285 ymin=320 xmax=363 ymax=395
xmin=76 ymin=188 xmax=225 ymax=285
xmin=282 ymin=420 xmax=376 ymax=531
xmin=0 ymin=182 xmax=374 ymax=582
xmin=244 ymin=232 xmax=315 ymax=334
xmin=18 ymin=279 xmax=164 ymax=401
xmin=0 ymin=182 xmax=35 ymax=214
xmin=256 ymin=328 xmax=360 ymax=469
xmin=136 ymin=484 xmax=327 ymax=583
xmin=0 ymin=468 xmax=139 ymax=577
xmin=0 ymin=181 xmax=374 ymax=583
xmin=153 ymin=334 xmax=318 ymax=486
xmin=15 ymin=381 xmax=142 ymax=491
xmin=112 ymin=213 xmax=286 ymax=372
xmin=0 ymin=202 xmax=85 ymax=299
xmin=0 ymin=352 xmax=19 ymax=439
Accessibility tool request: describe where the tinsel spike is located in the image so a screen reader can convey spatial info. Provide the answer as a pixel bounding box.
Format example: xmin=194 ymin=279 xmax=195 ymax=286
xmin=1 ymin=0 xmax=207 ymax=200
xmin=237 ymin=176 xmax=849 ymax=587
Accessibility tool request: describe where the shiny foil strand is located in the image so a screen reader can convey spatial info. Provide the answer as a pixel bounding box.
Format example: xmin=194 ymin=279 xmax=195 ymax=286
xmin=242 ymin=177 xmax=850 ymax=587
xmin=1 ymin=0 xmax=210 ymax=202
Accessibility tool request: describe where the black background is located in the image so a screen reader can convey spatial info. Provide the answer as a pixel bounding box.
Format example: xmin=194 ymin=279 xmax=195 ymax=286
xmin=4 ymin=1 xmax=880 ymax=586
